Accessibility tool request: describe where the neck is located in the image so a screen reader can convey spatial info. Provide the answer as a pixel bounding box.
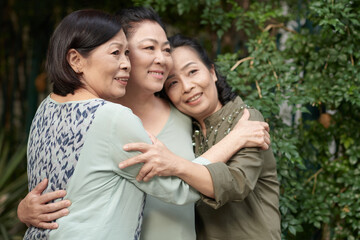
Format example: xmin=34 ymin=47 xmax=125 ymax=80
xmin=51 ymin=88 xmax=98 ymax=103
xmin=195 ymin=100 xmax=223 ymax=136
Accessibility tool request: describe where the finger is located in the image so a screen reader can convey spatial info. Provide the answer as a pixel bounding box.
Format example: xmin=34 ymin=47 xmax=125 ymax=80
xmin=262 ymin=122 xmax=270 ymax=132
xmin=240 ymin=108 xmax=250 ymax=121
xmin=39 ymin=208 xmax=70 ymax=222
xmin=143 ymin=171 xmax=158 ymax=182
xmin=39 ymin=190 xmax=67 ymax=204
xmin=123 ymin=142 xmax=151 ymax=152
xmin=119 ymin=155 xmax=146 ymax=169
xmin=265 ymin=137 xmax=271 ymax=145
xmin=37 ymin=221 xmax=59 ymax=230
xmin=264 ymin=130 xmax=270 ymax=140
xmin=40 ymin=199 xmax=71 ymax=213
xmin=136 ymin=164 xmax=153 ymax=182
xmin=261 ymin=142 xmax=269 ymax=150
xmin=32 ymin=178 xmax=49 ymax=195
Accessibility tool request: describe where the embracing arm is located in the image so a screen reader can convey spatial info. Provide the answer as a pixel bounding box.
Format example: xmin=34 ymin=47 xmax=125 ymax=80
xmin=17 ymin=178 xmax=71 ymax=229
xmin=106 ymin=106 xmax=200 ymax=205
xmin=202 ymin=108 xmax=270 ymax=163
xmin=120 ymin=108 xmax=270 ymax=198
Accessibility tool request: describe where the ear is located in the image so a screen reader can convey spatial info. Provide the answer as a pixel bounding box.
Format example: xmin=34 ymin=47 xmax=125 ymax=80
xmin=210 ymin=64 xmax=218 ymax=82
xmin=67 ymin=49 xmax=84 ymax=74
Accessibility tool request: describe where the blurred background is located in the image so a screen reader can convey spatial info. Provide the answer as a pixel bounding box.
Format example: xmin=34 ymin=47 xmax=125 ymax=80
xmin=1 ymin=0 xmax=359 ymax=239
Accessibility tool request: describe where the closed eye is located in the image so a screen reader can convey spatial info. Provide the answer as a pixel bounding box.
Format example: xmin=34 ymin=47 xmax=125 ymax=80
xmin=167 ymin=80 xmax=178 ymax=89
xmin=189 ymin=69 xmax=198 ymax=75
xmin=111 ymin=50 xmax=120 ymax=55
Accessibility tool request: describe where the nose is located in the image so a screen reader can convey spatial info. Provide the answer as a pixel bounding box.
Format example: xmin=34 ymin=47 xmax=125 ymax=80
xmin=120 ymin=57 xmax=131 ymax=72
xmin=182 ymin=79 xmax=195 ymax=94
xmin=154 ymin=50 xmax=166 ymax=65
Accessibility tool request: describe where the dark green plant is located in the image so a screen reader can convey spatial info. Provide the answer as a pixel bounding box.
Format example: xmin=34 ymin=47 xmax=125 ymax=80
xmin=136 ymin=0 xmax=360 ymax=239
xmin=0 ymin=130 xmax=28 ymax=240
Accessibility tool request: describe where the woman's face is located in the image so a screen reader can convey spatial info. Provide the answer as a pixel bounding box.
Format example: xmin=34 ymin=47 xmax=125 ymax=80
xmin=126 ymin=20 xmax=173 ymax=93
xmin=79 ymin=30 xmax=130 ymax=101
xmin=164 ymin=46 xmax=222 ymax=122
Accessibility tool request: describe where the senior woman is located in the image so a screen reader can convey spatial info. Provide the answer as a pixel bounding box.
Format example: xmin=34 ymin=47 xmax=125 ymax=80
xmin=19 ymin=7 xmax=271 ymax=240
xmin=121 ymin=34 xmax=281 ymax=240
xmin=23 ymin=10 xmax=204 ymax=239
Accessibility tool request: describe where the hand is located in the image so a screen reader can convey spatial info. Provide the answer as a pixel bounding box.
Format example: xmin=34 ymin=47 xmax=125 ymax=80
xmin=17 ymin=178 xmax=71 ymax=229
xmin=120 ymin=135 xmax=183 ymax=182
xmin=232 ymin=108 xmax=271 ymax=150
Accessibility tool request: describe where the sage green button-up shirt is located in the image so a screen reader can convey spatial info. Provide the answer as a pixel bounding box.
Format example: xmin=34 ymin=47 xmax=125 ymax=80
xmin=194 ymin=96 xmax=281 ymax=240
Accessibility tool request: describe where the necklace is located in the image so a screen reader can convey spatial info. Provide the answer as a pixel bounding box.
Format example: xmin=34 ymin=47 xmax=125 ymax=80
xmin=193 ymin=104 xmax=250 ymax=156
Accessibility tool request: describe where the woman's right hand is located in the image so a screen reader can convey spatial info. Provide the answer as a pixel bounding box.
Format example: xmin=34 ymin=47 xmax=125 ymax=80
xmin=232 ymin=108 xmax=271 ymax=150
xmin=17 ymin=178 xmax=71 ymax=229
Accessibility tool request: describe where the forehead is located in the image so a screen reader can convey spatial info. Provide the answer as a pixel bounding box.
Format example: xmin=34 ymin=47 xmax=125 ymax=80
xmin=90 ymin=30 xmax=127 ymax=56
xmin=172 ymin=47 xmax=202 ymax=68
xmin=128 ymin=20 xmax=167 ymax=41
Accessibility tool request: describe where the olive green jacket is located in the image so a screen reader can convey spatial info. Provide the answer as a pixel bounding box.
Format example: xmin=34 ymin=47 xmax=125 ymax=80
xmin=194 ymin=96 xmax=281 ymax=240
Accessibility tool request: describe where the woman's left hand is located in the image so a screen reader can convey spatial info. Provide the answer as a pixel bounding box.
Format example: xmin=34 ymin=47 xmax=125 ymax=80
xmin=119 ymin=135 xmax=183 ymax=182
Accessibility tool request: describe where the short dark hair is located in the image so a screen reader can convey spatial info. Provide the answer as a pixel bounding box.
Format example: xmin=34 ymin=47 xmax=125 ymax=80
xmin=116 ymin=6 xmax=166 ymax=38
xmin=164 ymin=34 xmax=237 ymax=105
xmin=46 ymin=9 xmax=122 ymax=96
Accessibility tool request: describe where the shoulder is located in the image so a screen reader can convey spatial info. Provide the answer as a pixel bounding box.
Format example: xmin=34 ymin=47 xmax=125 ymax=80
xmin=232 ymin=96 xmax=265 ymax=122
xmin=248 ymin=108 xmax=265 ymax=122
xmin=170 ymin=103 xmax=192 ymax=123
xmin=95 ymin=101 xmax=134 ymax=119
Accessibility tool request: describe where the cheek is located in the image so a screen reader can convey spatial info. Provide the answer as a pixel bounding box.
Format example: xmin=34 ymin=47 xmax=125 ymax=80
xmin=167 ymin=89 xmax=181 ymax=104
xmin=166 ymin=57 xmax=174 ymax=69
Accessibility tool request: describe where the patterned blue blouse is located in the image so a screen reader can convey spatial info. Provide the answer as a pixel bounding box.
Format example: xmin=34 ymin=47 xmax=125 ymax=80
xmin=24 ymin=96 xmax=202 ymax=240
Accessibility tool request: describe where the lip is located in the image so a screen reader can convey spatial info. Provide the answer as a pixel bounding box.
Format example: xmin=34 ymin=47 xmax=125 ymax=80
xmin=114 ymin=75 xmax=129 ymax=86
xmin=185 ymin=93 xmax=202 ymax=105
xmin=148 ymin=70 xmax=165 ymax=80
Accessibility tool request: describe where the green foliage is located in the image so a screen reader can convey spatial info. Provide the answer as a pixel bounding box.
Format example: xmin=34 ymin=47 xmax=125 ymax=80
xmin=138 ymin=0 xmax=360 ymax=238
xmin=2 ymin=0 xmax=359 ymax=239
xmin=0 ymin=130 xmax=28 ymax=239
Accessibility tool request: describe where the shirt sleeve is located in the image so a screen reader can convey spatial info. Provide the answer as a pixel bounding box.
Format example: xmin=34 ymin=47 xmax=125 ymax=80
xmin=105 ymin=104 xmax=200 ymax=205
xmin=200 ymin=108 xmax=266 ymax=209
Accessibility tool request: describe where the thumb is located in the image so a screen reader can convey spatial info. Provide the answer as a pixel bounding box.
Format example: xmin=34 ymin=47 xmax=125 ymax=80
xmin=240 ymin=108 xmax=250 ymax=121
xmin=32 ymin=178 xmax=48 ymax=195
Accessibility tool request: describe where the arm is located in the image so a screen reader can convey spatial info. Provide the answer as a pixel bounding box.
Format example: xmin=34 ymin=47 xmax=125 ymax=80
xmin=201 ymin=108 xmax=274 ymax=209
xmin=119 ymin=109 xmax=270 ymax=198
xmin=17 ymin=178 xmax=71 ymax=229
xmin=202 ymin=108 xmax=270 ymax=163
xmin=105 ymin=105 xmax=200 ymax=205
xmin=202 ymin=147 xmax=264 ymax=209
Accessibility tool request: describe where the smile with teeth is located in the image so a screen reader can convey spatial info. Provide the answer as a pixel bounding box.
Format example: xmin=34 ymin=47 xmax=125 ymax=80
xmin=148 ymin=71 xmax=163 ymax=76
xmin=114 ymin=77 xmax=128 ymax=81
xmin=186 ymin=93 xmax=202 ymax=103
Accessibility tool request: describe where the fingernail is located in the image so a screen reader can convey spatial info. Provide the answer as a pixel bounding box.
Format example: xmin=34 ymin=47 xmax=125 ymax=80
xmin=119 ymin=163 xmax=124 ymax=168
xmin=123 ymin=145 xmax=128 ymax=150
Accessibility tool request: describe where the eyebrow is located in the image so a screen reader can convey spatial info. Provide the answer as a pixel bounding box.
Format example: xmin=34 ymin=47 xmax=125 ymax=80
xmin=139 ymin=38 xmax=170 ymax=47
xmin=167 ymin=62 xmax=197 ymax=81
xmin=167 ymin=74 xmax=175 ymax=80
xmin=109 ymin=42 xmax=126 ymax=48
xmin=180 ymin=62 xmax=197 ymax=71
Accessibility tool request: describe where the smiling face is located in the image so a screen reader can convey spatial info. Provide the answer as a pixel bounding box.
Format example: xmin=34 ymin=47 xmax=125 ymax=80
xmin=164 ymin=46 xmax=222 ymax=123
xmin=78 ymin=30 xmax=131 ymax=101
xmin=126 ymin=20 xmax=173 ymax=94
